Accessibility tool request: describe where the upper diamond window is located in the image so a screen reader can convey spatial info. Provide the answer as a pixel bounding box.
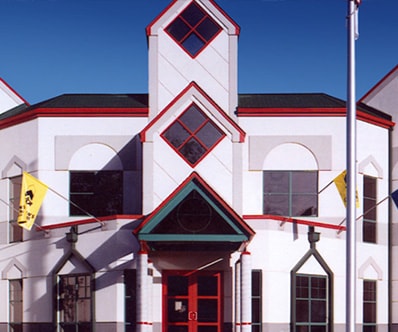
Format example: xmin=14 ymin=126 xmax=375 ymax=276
xmin=162 ymin=103 xmax=225 ymax=166
xmin=165 ymin=2 xmax=222 ymax=57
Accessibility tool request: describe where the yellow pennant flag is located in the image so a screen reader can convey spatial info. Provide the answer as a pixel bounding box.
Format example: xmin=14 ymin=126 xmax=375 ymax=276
xmin=333 ymin=170 xmax=360 ymax=208
xmin=17 ymin=172 xmax=48 ymax=230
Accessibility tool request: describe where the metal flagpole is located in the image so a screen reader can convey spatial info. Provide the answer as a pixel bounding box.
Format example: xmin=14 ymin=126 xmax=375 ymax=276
xmin=346 ymin=0 xmax=358 ymax=332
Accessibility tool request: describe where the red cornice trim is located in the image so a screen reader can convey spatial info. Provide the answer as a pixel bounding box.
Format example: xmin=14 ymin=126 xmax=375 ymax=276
xmin=38 ymin=214 xmax=143 ymax=231
xmin=359 ymin=64 xmax=398 ymax=102
xmin=140 ymin=81 xmax=246 ymax=142
xmin=0 ymin=77 xmax=30 ymax=106
xmin=243 ymin=214 xmax=346 ymax=232
xmin=0 ymin=107 xmax=149 ymax=130
xmin=237 ymin=107 xmax=395 ymax=129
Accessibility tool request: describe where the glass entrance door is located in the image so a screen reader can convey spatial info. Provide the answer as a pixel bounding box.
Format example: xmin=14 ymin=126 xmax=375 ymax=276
xmin=164 ymin=271 xmax=222 ymax=332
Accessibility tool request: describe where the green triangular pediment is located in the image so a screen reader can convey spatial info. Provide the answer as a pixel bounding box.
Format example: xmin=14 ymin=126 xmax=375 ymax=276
xmin=138 ymin=177 xmax=252 ymax=248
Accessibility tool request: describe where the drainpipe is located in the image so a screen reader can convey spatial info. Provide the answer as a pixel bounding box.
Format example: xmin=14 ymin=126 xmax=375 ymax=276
xmin=241 ymin=251 xmax=252 ymax=332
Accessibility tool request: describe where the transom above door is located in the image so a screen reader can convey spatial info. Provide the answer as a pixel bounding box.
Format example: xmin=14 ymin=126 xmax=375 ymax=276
xmin=163 ymin=270 xmax=222 ymax=332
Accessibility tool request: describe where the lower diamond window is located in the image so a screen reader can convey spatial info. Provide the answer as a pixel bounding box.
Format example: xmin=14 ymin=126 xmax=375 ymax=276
xmin=162 ymin=103 xmax=224 ymax=166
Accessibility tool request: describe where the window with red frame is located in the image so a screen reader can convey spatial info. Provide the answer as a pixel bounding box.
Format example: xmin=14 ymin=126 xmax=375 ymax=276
xmin=162 ymin=103 xmax=225 ymax=166
xmin=165 ymin=2 xmax=222 ymax=57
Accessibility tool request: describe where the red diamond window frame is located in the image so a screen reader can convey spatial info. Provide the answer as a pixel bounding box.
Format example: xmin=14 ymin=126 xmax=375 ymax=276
xmin=165 ymin=1 xmax=222 ymax=58
xmin=161 ymin=103 xmax=225 ymax=167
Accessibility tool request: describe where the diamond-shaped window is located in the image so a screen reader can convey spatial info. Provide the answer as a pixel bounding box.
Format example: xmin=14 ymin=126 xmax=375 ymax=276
xmin=165 ymin=2 xmax=222 ymax=57
xmin=162 ymin=103 xmax=225 ymax=166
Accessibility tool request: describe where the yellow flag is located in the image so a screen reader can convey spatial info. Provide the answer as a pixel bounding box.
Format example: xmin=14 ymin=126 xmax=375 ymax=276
xmin=333 ymin=170 xmax=359 ymax=208
xmin=17 ymin=172 xmax=48 ymax=230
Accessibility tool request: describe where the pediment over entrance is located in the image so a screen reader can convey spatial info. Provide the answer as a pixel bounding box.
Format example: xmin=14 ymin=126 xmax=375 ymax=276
xmin=135 ymin=172 xmax=254 ymax=251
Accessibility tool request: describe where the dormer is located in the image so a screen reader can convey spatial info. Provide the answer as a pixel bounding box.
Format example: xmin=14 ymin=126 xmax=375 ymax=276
xmin=147 ymin=0 xmax=240 ymax=119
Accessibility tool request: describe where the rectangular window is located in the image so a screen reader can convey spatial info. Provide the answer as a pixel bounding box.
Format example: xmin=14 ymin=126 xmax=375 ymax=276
xmin=295 ymin=274 xmax=327 ymax=332
xmin=363 ymin=280 xmax=377 ymax=332
xmin=9 ymin=279 xmax=23 ymax=332
xmin=363 ymin=176 xmax=377 ymax=243
xmin=9 ymin=176 xmax=23 ymax=243
xmin=70 ymin=171 xmax=123 ymax=217
xmin=124 ymin=270 xmax=137 ymax=332
xmin=58 ymin=274 xmax=92 ymax=332
xmin=263 ymin=171 xmax=318 ymax=217
xmin=252 ymin=270 xmax=262 ymax=332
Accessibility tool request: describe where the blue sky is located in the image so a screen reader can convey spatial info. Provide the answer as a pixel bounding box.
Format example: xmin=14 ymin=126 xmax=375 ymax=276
xmin=1 ymin=0 xmax=397 ymax=105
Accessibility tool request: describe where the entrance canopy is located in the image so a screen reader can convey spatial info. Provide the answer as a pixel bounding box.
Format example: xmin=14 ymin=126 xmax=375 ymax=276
xmin=135 ymin=173 xmax=254 ymax=251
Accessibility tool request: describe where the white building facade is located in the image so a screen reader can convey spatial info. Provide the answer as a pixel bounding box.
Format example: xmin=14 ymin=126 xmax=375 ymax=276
xmin=0 ymin=1 xmax=394 ymax=332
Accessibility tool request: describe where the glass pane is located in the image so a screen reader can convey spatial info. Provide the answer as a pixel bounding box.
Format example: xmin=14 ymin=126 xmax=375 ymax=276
xmin=77 ymin=299 xmax=91 ymax=322
xmin=252 ymin=298 xmax=261 ymax=323
xmin=60 ymin=324 xmax=76 ymax=332
xmin=182 ymin=33 xmax=205 ymax=56
xmin=292 ymin=172 xmax=317 ymax=194
xmin=70 ymin=172 xmax=95 ymax=192
xmin=78 ymin=322 xmax=92 ymax=332
xmin=181 ymin=3 xmax=204 ymax=26
xmin=198 ymin=299 xmax=218 ymax=322
xmin=311 ymin=300 xmax=326 ymax=322
xmin=363 ymin=221 xmax=376 ymax=243
xmin=363 ymin=326 xmax=376 ymax=332
xmin=296 ymin=326 xmax=308 ymax=332
xmin=292 ymin=195 xmax=317 ymax=216
xmin=168 ymin=299 xmax=188 ymax=322
xmin=168 ymin=326 xmax=188 ymax=332
xmin=164 ymin=122 xmax=190 ymax=148
xmin=363 ymin=303 xmax=376 ymax=323
xmin=167 ymin=17 xmax=191 ymax=41
xmin=311 ymin=326 xmax=326 ymax=332
xmin=196 ymin=122 xmax=223 ymax=148
xmin=263 ymin=194 xmax=289 ymax=215
xmin=168 ymin=276 xmax=188 ymax=296
xmin=180 ymin=105 xmax=206 ymax=132
xmin=197 ymin=18 xmax=220 ymax=41
xmin=264 ymin=172 xmax=289 ymax=194
xmin=364 ymin=198 xmax=376 ymax=220
xmin=198 ymin=327 xmax=218 ymax=332
xmin=296 ymin=300 xmax=309 ymax=322
xmin=252 ymin=271 xmax=261 ymax=297
xmin=198 ymin=276 xmax=218 ymax=296
xmin=180 ymin=138 xmax=206 ymax=164
xmin=252 ymin=325 xmax=261 ymax=332
xmin=364 ymin=177 xmax=376 ymax=198
xmin=364 ymin=281 xmax=376 ymax=301
xmin=311 ymin=277 xmax=326 ymax=299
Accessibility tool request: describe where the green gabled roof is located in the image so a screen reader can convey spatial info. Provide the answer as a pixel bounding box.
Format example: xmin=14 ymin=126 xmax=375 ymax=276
xmin=136 ymin=173 xmax=254 ymax=251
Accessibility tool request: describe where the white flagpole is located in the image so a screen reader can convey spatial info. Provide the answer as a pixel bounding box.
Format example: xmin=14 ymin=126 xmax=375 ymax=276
xmin=346 ymin=0 xmax=357 ymax=332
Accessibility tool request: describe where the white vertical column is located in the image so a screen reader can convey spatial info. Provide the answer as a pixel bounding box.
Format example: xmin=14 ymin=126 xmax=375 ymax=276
xmin=235 ymin=261 xmax=242 ymax=332
xmin=136 ymin=249 xmax=152 ymax=332
xmin=241 ymin=251 xmax=252 ymax=332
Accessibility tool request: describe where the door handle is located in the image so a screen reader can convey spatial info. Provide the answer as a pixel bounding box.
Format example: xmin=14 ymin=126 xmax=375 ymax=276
xmin=188 ymin=311 xmax=197 ymax=321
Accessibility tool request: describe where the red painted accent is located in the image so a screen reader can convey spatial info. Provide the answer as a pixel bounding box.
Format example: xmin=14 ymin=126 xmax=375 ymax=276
xmin=0 ymin=107 xmax=149 ymax=131
xmin=146 ymin=0 xmax=240 ymax=36
xmin=237 ymin=107 xmax=394 ymax=129
xmin=134 ymin=172 xmax=255 ymax=238
xmin=241 ymin=251 xmax=251 ymax=255
xmin=359 ymin=64 xmax=398 ymax=103
xmin=0 ymin=77 xmax=30 ymax=106
xmin=243 ymin=214 xmax=346 ymax=232
xmin=137 ymin=322 xmax=153 ymax=325
xmin=162 ymin=270 xmax=223 ymax=332
xmin=140 ymin=81 xmax=246 ymax=143
xmin=38 ymin=214 xmax=143 ymax=231
xmin=241 ymin=322 xmax=252 ymax=325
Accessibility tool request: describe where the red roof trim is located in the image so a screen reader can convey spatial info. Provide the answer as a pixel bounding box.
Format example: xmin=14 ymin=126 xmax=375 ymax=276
xmin=140 ymin=81 xmax=246 ymax=142
xmin=0 ymin=77 xmax=30 ymax=106
xmin=237 ymin=107 xmax=395 ymax=129
xmin=0 ymin=107 xmax=149 ymax=130
xmin=146 ymin=0 xmax=240 ymax=36
xmin=134 ymin=171 xmax=255 ymax=237
xmin=38 ymin=214 xmax=143 ymax=231
xmin=243 ymin=214 xmax=346 ymax=232
xmin=359 ymin=64 xmax=398 ymax=103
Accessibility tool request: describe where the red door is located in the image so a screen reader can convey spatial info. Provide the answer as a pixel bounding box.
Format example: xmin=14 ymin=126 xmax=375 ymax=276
xmin=163 ymin=271 xmax=222 ymax=332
